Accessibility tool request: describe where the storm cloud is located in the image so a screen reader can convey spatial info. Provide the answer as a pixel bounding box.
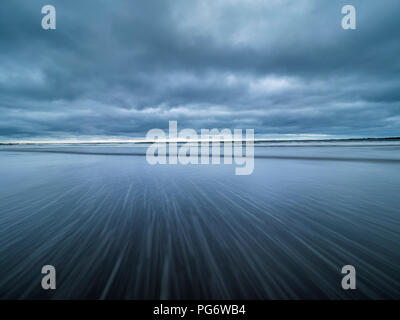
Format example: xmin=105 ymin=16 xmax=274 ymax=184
xmin=0 ymin=0 xmax=399 ymax=140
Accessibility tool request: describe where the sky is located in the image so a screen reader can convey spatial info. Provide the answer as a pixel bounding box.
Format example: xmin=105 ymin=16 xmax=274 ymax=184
xmin=0 ymin=0 xmax=399 ymax=141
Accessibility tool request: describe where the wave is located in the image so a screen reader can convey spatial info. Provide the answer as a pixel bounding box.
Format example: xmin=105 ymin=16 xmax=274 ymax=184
xmin=1 ymin=147 xmax=400 ymax=164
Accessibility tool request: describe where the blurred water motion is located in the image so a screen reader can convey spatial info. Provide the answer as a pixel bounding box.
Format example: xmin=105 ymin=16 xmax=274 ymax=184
xmin=0 ymin=142 xmax=400 ymax=299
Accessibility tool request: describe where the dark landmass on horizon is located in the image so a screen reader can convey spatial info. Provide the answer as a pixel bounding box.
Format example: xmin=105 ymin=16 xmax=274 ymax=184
xmin=0 ymin=137 xmax=400 ymax=146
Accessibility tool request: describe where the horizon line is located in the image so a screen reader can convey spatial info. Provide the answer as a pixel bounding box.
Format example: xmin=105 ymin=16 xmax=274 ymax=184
xmin=1 ymin=136 xmax=400 ymax=145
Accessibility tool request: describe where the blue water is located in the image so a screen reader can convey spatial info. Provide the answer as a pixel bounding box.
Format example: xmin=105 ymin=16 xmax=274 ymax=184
xmin=0 ymin=142 xmax=400 ymax=299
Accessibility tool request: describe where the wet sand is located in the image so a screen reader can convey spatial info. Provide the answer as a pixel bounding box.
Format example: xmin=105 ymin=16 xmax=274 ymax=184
xmin=0 ymin=143 xmax=399 ymax=299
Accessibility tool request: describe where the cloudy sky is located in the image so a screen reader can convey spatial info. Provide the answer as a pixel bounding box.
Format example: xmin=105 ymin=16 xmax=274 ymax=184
xmin=0 ymin=0 xmax=399 ymax=141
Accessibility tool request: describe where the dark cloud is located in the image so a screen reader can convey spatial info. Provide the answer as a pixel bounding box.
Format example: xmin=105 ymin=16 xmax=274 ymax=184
xmin=0 ymin=0 xmax=399 ymax=140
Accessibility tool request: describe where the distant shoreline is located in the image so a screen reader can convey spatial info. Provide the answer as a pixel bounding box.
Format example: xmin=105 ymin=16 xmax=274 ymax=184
xmin=255 ymin=137 xmax=400 ymax=143
xmin=1 ymin=137 xmax=400 ymax=146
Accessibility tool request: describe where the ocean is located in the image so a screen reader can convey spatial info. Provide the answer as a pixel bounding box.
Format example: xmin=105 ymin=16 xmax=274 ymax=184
xmin=0 ymin=141 xmax=399 ymax=299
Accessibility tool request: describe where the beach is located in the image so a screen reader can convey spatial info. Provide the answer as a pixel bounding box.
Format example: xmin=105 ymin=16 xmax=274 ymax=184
xmin=0 ymin=142 xmax=400 ymax=299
